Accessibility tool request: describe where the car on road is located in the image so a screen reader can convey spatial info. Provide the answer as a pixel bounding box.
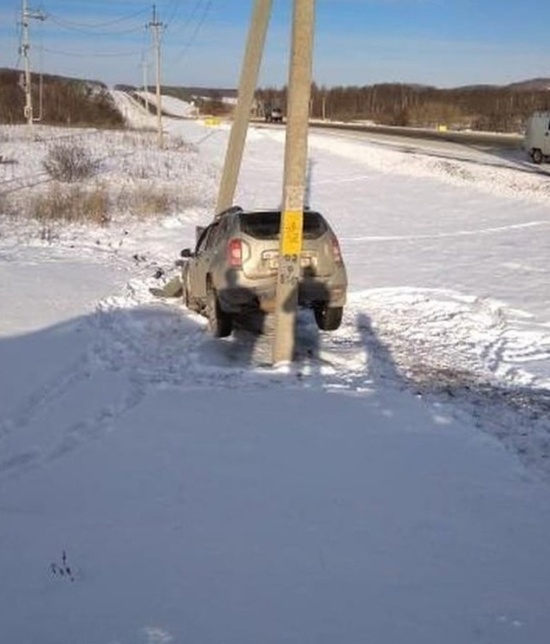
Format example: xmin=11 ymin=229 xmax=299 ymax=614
xmin=180 ymin=206 xmax=347 ymax=337
xmin=265 ymin=107 xmax=284 ymax=123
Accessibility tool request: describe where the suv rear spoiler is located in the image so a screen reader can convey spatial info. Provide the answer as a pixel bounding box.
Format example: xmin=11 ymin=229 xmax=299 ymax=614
xmin=214 ymin=205 xmax=243 ymax=221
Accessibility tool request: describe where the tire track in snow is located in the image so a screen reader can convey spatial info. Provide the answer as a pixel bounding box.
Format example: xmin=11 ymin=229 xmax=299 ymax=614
xmin=0 ymin=377 xmax=147 ymax=481
xmin=0 ymin=354 xmax=92 ymax=439
xmin=340 ymin=289 xmax=550 ymax=478
xmin=3 ymin=277 xmax=549 ymax=480
xmin=45 ymin=376 xmax=146 ymax=463
xmin=0 ymin=351 xmax=96 ymax=481
xmin=345 ymin=220 xmax=549 ymax=243
xmin=350 ymin=289 xmax=550 ymax=389
xmin=86 ymin=281 xmax=550 ymax=397
xmin=0 ymin=282 xmax=172 ymax=481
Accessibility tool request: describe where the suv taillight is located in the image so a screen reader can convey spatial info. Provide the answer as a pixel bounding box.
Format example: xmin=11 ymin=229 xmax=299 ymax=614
xmin=331 ymin=237 xmax=343 ymax=263
xmin=228 ymin=238 xmax=243 ymax=267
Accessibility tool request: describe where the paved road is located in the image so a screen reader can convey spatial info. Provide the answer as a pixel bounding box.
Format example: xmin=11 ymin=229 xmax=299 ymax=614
xmin=310 ymin=120 xmax=523 ymax=149
xmin=256 ymin=119 xmax=550 ymax=176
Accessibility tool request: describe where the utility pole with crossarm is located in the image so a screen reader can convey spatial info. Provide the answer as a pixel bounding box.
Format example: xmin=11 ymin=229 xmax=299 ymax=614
xmin=147 ymin=5 xmax=165 ymax=148
xmin=20 ymin=0 xmax=45 ymax=129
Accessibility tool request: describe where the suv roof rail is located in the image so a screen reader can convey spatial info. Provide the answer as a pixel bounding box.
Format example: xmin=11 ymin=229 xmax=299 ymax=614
xmin=214 ymin=205 xmax=243 ymax=221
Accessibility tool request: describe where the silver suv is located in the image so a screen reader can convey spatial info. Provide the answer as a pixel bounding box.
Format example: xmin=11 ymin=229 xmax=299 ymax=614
xmin=180 ymin=207 xmax=347 ymax=337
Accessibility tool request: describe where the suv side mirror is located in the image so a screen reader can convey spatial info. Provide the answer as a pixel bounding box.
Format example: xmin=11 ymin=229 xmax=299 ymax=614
xmin=180 ymin=248 xmax=192 ymax=258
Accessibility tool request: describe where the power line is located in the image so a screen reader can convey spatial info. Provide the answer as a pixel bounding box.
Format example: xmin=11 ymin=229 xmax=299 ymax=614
xmin=164 ymin=0 xmax=207 ymax=43
xmin=164 ymin=0 xmax=183 ymax=26
xmin=13 ymin=0 xmax=215 ymax=87
xmin=14 ymin=6 xmax=24 ymax=68
xmin=44 ymin=6 xmax=149 ymax=29
xmin=175 ymin=0 xmax=214 ymax=59
xmin=47 ymin=15 xmax=145 ymax=37
xmin=40 ymin=45 xmax=151 ymax=58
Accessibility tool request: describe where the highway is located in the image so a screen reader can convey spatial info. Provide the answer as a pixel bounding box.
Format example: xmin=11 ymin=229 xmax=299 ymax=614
xmin=309 ymin=119 xmax=523 ymax=149
xmin=256 ymin=118 xmax=550 ymax=177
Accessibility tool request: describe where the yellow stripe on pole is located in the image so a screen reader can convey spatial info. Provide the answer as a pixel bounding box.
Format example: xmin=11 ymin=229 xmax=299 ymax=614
xmin=281 ymin=210 xmax=304 ymax=256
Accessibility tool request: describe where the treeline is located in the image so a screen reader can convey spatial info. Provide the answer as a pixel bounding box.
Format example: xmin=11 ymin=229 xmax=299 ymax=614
xmin=0 ymin=68 xmax=124 ymax=127
xmin=256 ymin=82 xmax=550 ymax=132
xmin=3 ymin=66 xmax=550 ymax=133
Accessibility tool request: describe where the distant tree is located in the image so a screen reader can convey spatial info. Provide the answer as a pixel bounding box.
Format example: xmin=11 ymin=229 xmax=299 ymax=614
xmin=0 ymin=69 xmax=124 ymax=127
xmin=196 ymin=95 xmax=231 ymax=117
xmin=256 ymin=81 xmax=550 ymax=132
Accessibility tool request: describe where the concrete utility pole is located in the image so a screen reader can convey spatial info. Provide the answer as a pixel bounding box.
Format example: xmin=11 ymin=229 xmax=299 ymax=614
xmin=216 ymin=0 xmax=273 ymax=214
xmin=20 ymin=0 xmax=45 ymax=128
xmin=147 ymin=5 xmax=165 ymax=148
xmin=141 ymin=56 xmax=149 ymax=113
xmin=272 ymin=0 xmax=316 ymax=365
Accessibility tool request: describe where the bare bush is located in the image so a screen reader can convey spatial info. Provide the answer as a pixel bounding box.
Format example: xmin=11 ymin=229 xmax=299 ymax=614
xmin=119 ymin=131 xmax=157 ymax=148
xmin=0 ymin=190 xmax=17 ymax=217
xmin=118 ymin=130 xmax=197 ymax=154
xmin=30 ymin=182 xmax=110 ymax=225
xmin=17 ymin=180 xmax=201 ymax=227
xmin=116 ymin=185 xmax=172 ymax=218
xmin=0 ymin=192 xmax=7 ymax=216
xmin=116 ymin=183 xmax=202 ymax=218
xmin=43 ymin=143 xmax=100 ymax=182
xmin=164 ymin=136 xmax=198 ymax=153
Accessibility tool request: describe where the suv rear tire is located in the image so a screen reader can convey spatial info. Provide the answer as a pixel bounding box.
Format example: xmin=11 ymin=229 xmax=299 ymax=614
xmin=207 ymin=285 xmax=233 ymax=337
xmin=531 ymin=149 xmax=544 ymax=164
xmin=314 ymin=305 xmax=343 ymax=331
xmin=183 ymin=268 xmax=192 ymax=310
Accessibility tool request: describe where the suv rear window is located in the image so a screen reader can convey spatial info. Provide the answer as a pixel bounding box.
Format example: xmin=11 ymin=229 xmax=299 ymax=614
xmin=239 ymin=211 xmax=328 ymax=240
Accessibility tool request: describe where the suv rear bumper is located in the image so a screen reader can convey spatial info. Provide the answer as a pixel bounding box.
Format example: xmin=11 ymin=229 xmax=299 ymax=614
xmin=218 ymin=281 xmax=346 ymax=314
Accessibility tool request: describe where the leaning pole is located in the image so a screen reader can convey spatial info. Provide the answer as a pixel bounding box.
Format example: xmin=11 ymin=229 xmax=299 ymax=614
xmin=216 ymin=0 xmax=273 ymax=214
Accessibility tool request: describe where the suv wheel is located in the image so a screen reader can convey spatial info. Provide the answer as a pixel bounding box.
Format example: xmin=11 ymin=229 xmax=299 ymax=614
xmin=182 ymin=268 xmax=192 ymax=310
xmin=207 ymin=285 xmax=233 ymax=337
xmin=531 ymin=149 xmax=544 ymax=165
xmin=314 ymin=305 xmax=343 ymax=331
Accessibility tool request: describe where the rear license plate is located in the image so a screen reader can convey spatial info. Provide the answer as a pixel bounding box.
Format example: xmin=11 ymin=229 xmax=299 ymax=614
xmin=267 ymin=256 xmax=312 ymax=269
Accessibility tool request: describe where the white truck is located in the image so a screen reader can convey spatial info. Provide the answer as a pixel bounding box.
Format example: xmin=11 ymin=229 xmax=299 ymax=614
xmin=523 ymin=111 xmax=550 ymax=164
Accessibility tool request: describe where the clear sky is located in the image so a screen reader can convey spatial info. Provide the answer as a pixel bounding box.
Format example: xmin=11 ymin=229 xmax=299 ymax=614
xmin=1 ymin=0 xmax=550 ymax=89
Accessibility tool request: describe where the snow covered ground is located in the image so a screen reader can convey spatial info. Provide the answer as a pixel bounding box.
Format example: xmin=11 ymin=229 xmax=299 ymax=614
xmin=1 ymin=94 xmax=550 ymax=644
xmin=135 ymin=91 xmax=198 ymax=119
